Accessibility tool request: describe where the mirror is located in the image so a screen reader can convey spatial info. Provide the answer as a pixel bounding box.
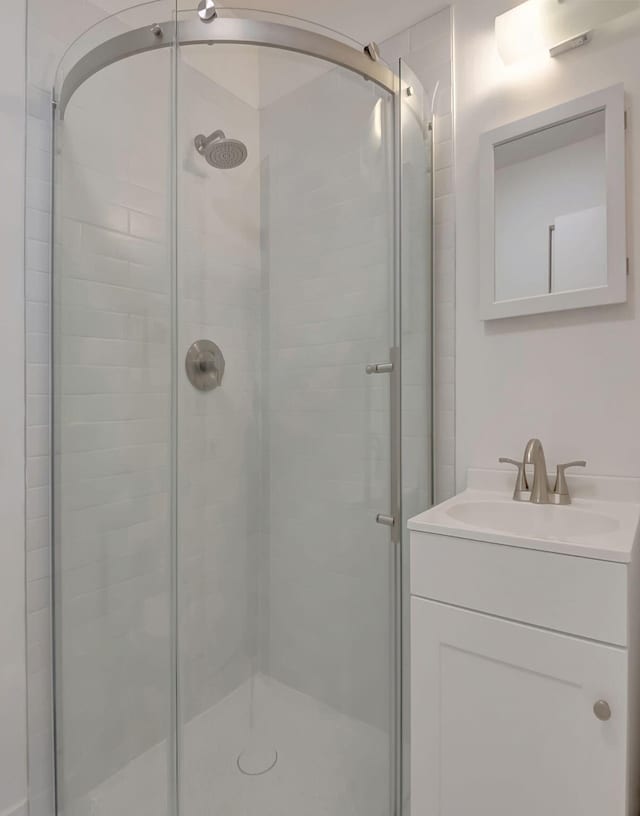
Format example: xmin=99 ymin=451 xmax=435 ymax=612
xmin=495 ymin=110 xmax=606 ymax=301
xmin=479 ymin=85 xmax=627 ymax=320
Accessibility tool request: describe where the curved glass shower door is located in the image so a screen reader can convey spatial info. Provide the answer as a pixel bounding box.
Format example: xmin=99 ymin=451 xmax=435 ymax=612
xmin=175 ymin=27 xmax=396 ymax=816
xmin=51 ymin=6 xmax=433 ymax=816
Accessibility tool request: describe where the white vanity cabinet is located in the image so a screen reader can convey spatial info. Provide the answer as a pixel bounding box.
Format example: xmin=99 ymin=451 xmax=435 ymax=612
xmin=411 ymin=595 xmax=628 ymax=815
xmin=409 ymin=475 xmax=640 ymax=816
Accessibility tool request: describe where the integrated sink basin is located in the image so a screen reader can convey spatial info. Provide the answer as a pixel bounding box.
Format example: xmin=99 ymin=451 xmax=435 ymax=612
xmin=446 ymin=500 xmax=619 ymax=539
xmin=408 ymin=469 xmax=640 ymax=562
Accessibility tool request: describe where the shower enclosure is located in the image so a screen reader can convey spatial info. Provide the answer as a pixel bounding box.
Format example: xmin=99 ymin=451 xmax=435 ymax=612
xmin=51 ymin=4 xmax=432 ymax=815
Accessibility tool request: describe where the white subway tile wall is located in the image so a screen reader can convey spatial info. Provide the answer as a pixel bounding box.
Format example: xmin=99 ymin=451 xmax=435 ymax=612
xmin=26 ymin=82 xmax=56 ymax=816
xmin=381 ymin=7 xmax=456 ymax=503
xmin=176 ymin=49 xmax=263 ymax=722
xmin=260 ymin=66 xmax=396 ymax=729
xmin=2 ymin=2 xmax=28 ymax=815
xmin=54 ymin=51 xmax=174 ymax=812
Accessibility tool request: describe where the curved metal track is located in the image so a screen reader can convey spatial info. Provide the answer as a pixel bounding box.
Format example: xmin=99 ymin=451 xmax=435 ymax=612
xmin=57 ymin=16 xmax=398 ymax=117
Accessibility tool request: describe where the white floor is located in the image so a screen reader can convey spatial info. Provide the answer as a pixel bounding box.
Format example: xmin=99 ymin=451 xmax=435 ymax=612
xmin=69 ymin=675 xmax=390 ymax=816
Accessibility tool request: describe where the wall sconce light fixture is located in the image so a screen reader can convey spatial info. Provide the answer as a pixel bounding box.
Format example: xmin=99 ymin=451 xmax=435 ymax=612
xmin=496 ymin=0 xmax=640 ymax=66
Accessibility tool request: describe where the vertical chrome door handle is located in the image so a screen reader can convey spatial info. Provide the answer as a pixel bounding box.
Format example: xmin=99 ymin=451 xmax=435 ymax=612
xmin=366 ymin=362 xmax=394 ymax=374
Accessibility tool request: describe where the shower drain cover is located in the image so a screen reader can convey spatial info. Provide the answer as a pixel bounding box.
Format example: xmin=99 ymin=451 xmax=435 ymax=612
xmin=236 ymin=745 xmax=279 ymax=776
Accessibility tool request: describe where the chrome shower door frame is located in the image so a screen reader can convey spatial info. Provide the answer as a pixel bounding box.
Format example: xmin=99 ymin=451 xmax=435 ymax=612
xmin=55 ymin=16 xmax=397 ymax=117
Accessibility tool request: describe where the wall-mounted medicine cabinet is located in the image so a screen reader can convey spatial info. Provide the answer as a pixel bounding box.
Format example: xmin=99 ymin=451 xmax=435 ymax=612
xmin=479 ymin=84 xmax=627 ymax=320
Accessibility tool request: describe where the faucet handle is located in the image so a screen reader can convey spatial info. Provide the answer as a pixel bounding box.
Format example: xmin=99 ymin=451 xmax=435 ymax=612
xmin=553 ymin=460 xmax=587 ymax=502
xmin=499 ymin=457 xmax=529 ymax=501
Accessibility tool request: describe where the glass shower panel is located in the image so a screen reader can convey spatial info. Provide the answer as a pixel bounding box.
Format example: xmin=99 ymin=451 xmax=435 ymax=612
xmin=52 ymin=8 xmax=176 ymax=814
xmin=398 ymin=57 xmax=433 ymax=811
xmin=175 ymin=36 xmax=396 ymax=816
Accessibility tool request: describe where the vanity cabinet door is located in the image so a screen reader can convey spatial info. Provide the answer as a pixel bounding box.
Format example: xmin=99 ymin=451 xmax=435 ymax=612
xmin=411 ymin=597 xmax=628 ymax=816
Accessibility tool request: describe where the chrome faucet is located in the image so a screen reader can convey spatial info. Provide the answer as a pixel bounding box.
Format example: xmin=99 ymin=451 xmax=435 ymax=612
xmin=523 ymin=438 xmax=550 ymax=504
xmin=499 ymin=439 xmax=586 ymax=505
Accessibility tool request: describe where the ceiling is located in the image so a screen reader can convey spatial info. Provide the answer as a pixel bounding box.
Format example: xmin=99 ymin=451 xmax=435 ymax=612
xmin=217 ymin=0 xmax=446 ymax=43
xmin=89 ymin=0 xmax=449 ymax=46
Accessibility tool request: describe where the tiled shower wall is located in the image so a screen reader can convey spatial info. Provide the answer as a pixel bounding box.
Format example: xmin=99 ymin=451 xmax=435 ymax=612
xmin=381 ymin=7 xmax=456 ymax=503
xmin=2 ymin=3 xmax=28 ymax=815
xmin=54 ymin=51 xmax=175 ymax=809
xmin=261 ymin=67 xmax=396 ymax=729
xmin=25 ymin=8 xmax=160 ymax=810
xmin=25 ymin=84 xmax=56 ymax=816
xmin=176 ymin=52 xmax=263 ymax=722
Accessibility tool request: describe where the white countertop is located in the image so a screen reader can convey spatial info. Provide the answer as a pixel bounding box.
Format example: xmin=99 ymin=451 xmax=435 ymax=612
xmin=408 ymin=469 xmax=640 ymax=563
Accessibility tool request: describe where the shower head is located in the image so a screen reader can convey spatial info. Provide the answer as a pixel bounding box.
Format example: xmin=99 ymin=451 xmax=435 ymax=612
xmin=194 ymin=130 xmax=248 ymax=169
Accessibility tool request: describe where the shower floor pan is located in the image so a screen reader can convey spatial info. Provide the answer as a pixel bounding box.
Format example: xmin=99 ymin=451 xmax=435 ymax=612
xmin=67 ymin=675 xmax=389 ymax=816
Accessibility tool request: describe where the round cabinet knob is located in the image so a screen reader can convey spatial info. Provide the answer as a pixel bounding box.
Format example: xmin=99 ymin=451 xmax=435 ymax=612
xmin=593 ymin=700 xmax=612 ymax=722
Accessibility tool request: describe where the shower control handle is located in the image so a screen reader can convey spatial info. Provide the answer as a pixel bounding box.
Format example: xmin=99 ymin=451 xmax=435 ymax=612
xmin=366 ymin=362 xmax=394 ymax=375
xmin=186 ymin=340 xmax=225 ymax=392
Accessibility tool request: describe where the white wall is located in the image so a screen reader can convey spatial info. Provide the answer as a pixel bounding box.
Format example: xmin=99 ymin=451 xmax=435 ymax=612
xmin=454 ymin=0 xmax=640 ymax=487
xmin=0 ymin=3 xmax=28 ymax=816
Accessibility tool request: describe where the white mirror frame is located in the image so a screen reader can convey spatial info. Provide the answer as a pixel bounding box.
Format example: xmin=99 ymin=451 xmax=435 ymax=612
xmin=479 ymin=84 xmax=627 ymax=320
